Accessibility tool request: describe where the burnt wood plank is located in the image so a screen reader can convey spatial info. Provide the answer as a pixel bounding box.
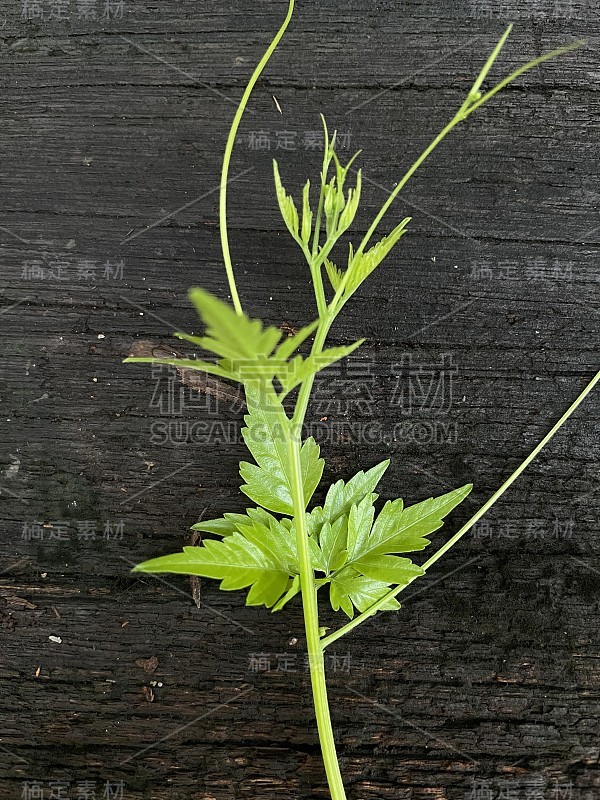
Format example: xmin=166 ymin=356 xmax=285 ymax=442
xmin=1 ymin=1 xmax=599 ymax=798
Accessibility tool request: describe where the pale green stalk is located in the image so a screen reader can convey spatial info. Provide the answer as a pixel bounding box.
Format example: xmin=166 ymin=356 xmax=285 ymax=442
xmin=321 ymin=368 xmax=600 ymax=649
xmin=219 ymin=0 xmax=295 ymax=315
xmin=350 ymin=34 xmax=585 ymax=262
xmin=286 ymin=432 xmax=348 ymax=800
xmin=466 ymin=38 xmax=585 ymax=116
xmin=311 ymin=117 xmax=331 ymax=258
xmin=285 ymin=310 xmax=347 ymax=798
xmin=307 ymin=118 xmax=334 ymax=317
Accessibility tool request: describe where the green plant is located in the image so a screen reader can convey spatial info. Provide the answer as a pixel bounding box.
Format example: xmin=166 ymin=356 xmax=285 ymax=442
xmin=125 ymin=4 xmax=597 ymax=798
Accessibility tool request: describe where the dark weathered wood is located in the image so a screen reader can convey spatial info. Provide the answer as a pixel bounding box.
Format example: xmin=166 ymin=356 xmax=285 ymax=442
xmin=1 ymin=1 xmax=599 ymax=798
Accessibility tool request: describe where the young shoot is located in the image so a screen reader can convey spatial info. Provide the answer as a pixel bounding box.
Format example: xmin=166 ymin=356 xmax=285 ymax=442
xmin=125 ymin=4 xmax=594 ymax=798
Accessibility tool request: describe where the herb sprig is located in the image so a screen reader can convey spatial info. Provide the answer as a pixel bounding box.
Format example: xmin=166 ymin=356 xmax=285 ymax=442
xmin=125 ymin=4 xmax=596 ymax=798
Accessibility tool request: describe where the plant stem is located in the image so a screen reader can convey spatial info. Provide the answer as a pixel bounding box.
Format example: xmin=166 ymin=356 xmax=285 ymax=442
xmin=301 ymin=242 xmax=327 ymax=318
xmin=287 ymin=433 xmax=348 ymax=800
xmin=352 ymin=36 xmax=585 ymax=261
xmin=308 ymin=120 xmax=334 ymax=318
xmin=219 ymin=0 xmax=295 ymax=315
xmin=292 ymin=311 xmax=337 ymax=430
xmin=284 ymin=304 xmax=349 ymax=798
xmin=321 ymin=368 xmax=600 ymax=649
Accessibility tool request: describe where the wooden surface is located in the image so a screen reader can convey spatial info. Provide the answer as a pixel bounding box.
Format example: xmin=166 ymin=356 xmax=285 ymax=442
xmin=1 ymin=1 xmax=599 ymax=798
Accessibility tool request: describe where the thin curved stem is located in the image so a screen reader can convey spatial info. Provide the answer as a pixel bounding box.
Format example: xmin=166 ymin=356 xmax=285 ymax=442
xmin=219 ymin=0 xmax=295 ymax=315
xmin=321 ymin=368 xmax=600 ymax=649
xmin=466 ymin=38 xmax=585 ymax=117
xmin=351 ymin=34 xmax=585 ymax=262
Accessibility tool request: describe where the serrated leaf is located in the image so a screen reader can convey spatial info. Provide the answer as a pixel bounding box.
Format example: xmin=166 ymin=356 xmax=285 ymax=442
xmin=329 ymin=577 xmax=353 ymax=617
xmin=364 ymin=484 xmax=473 ymax=557
xmin=188 ymin=287 xmax=282 ymax=363
xmin=240 ymin=385 xmax=324 ymax=514
xmin=322 ymin=149 xmax=363 ymax=241
xmin=337 ymin=169 xmax=361 ymax=234
xmin=273 ymin=160 xmax=300 ymax=241
xmin=330 ymin=571 xmax=401 ymax=619
xmin=273 ymin=319 xmax=319 ymax=363
xmin=301 ymin=179 xmax=312 ymax=244
xmin=308 ymin=460 xmax=390 ymax=537
xmin=277 ymin=340 xmax=364 ymax=396
xmin=321 ymin=482 xmax=470 ymax=616
xmin=123 ymin=355 xmax=235 ymax=380
xmin=344 ymin=217 xmax=411 ymax=296
xmin=319 ymin=516 xmax=348 ymax=573
xmin=299 ymin=436 xmax=326 ymax=509
xmin=126 ymin=289 xmax=286 ymax=389
xmin=352 ymin=554 xmax=424 ymax=585
xmin=323 ymin=178 xmax=341 ymax=237
xmin=346 ymin=495 xmax=375 ymax=558
xmin=191 ymin=515 xmax=240 ymax=536
xmin=132 ymin=531 xmax=291 ymax=608
xmin=308 ymin=536 xmax=328 ymax=573
xmin=239 ymin=462 xmax=290 ymax=514
xmin=272 ymin=575 xmax=301 ymax=612
xmin=237 ymin=517 xmax=299 ymax=574
xmin=324 ymin=258 xmax=344 ymax=292
xmin=191 ymin=507 xmax=276 ymax=537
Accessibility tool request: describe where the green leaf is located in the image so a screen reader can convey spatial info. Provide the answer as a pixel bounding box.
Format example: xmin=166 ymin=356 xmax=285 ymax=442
xmin=308 ymin=460 xmax=390 ymax=536
xmin=363 ymin=484 xmax=473 ymax=558
xmin=240 ymin=385 xmax=324 ymax=514
xmin=323 ymin=177 xmax=343 ymax=238
xmin=324 ymin=258 xmax=344 ymax=293
xmin=272 ymin=575 xmax=301 ymax=612
xmin=273 ymin=319 xmax=319 ymax=363
xmin=188 ymin=287 xmax=282 ymax=364
xmin=344 ymin=217 xmax=411 ymax=295
xmin=191 ymin=515 xmax=240 ymax=536
xmin=321 ymin=149 xmax=362 ymax=241
xmin=123 ymin=356 xmax=235 ymax=381
xmin=330 ymin=570 xmax=401 ymax=619
xmin=237 ymin=516 xmax=299 ymax=575
xmin=301 ymin=179 xmax=312 ymax=245
xmin=191 ymin=507 xmax=277 ymax=537
xmin=330 ymin=483 xmax=471 ymax=612
xmin=319 ymin=516 xmax=348 ymax=573
xmin=299 ymin=437 xmax=326 ymax=510
xmin=331 ymin=148 xmax=362 ymax=190
xmin=273 ymin=160 xmax=300 ymax=241
xmin=277 ymin=340 xmax=364 ymax=396
xmin=319 ymin=481 xmax=470 ymax=616
xmin=308 ymin=535 xmax=328 ymax=573
xmin=351 ymin=554 xmax=424 ymax=585
xmin=126 ymin=289 xmax=287 ymax=389
xmin=346 ymin=495 xmax=375 ymax=558
xmin=132 ymin=530 xmax=291 ymax=609
xmin=337 ymin=169 xmax=361 ymax=234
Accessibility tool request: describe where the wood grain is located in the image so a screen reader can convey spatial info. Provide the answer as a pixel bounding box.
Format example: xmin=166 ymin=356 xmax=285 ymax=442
xmin=1 ymin=1 xmax=599 ymax=798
